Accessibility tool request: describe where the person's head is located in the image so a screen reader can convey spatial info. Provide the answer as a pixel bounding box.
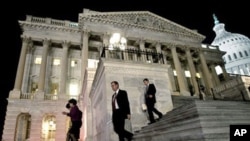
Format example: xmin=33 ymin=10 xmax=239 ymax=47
xmin=111 ymin=81 xmax=119 ymax=91
xmin=68 ymin=98 xmax=77 ymax=107
xmin=143 ymin=78 xmax=149 ymax=85
xmin=66 ymin=103 xmax=71 ymax=110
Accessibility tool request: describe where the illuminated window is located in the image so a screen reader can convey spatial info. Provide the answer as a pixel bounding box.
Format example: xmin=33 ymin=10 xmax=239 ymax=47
xmin=173 ymin=70 xmax=177 ymax=76
xmin=215 ymin=65 xmax=223 ymax=74
xmin=196 ymin=73 xmax=201 ymax=78
xmin=88 ymin=59 xmax=99 ymax=68
xmin=31 ymin=82 xmax=38 ymax=93
xmin=35 ymin=57 xmax=42 ymax=64
xmin=53 ymin=59 xmax=60 ymax=66
xmin=71 ymin=60 xmax=77 ymax=67
xmin=185 ymin=71 xmax=191 ymax=77
xmin=69 ymin=84 xmax=78 ymax=96
xmin=50 ymin=83 xmax=58 ymax=95
xmin=42 ymin=115 xmax=56 ymax=141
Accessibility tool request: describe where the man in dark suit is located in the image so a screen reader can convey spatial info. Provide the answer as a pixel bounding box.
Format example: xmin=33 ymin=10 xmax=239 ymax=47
xmin=143 ymin=78 xmax=163 ymax=124
xmin=111 ymin=81 xmax=133 ymax=141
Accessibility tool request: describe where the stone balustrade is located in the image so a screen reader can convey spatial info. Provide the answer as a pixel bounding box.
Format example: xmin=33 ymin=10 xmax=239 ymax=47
xmin=20 ymin=93 xmax=34 ymax=99
xmin=44 ymin=94 xmax=58 ymax=100
xmin=26 ymin=15 xmax=78 ymax=28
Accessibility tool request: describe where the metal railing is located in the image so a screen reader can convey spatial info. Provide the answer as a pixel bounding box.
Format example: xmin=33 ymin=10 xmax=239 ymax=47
xmin=100 ymin=47 xmax=166 ymax=64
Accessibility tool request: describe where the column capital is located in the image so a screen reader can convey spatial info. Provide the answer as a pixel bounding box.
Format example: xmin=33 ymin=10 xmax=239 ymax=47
xmin=156 ymin=42 xmax=161 ymax=47
xmin=62 ymin=40 xmax=71 ymax=48
xmin=139 ymin=39 xmax=145 ymax=44
xmin=183 ymin=46 xmax=190 ymax=51
xmin=196 ymin=48 xmax=202 ymax=52
xmin=82 ymin=29 xmax=90 ymax=37
xmin=43 ymin=38 xmax=51 ymax=46
xmin=21 ymin=36 xmax=31 ymax=44
xmin=165 ymin=43 xmax=177 ymax=49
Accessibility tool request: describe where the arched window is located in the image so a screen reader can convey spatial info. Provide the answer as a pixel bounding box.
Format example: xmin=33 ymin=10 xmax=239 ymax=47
xmin=239 ymin=52 xmax=243 ymax=57
xmin=228 ymin=55 xmax=232 ymax=61
xmin=42 ymin=115 xmax=56 ymax=141
xmin=244 ymin=50 xmax=248 ymax=56
xmin=15 ymin=113 xmax=31 ymax=141
xmin=233 ymin=53 xmax=237 ymax=59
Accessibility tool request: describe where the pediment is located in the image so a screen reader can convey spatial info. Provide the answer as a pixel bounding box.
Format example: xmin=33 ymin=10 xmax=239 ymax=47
xmin=80 ymin=10 xmax=205 ymax=41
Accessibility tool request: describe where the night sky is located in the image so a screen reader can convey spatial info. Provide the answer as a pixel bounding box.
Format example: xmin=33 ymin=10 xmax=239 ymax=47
xmin=1 ymin=0 xmax=250 ymax=139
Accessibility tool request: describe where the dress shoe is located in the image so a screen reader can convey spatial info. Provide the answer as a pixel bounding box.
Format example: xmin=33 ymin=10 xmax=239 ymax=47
xmin=159 ymin=113 xmax=163 ymax=119
xmin=148 ymin=121 xmax=155 ymax=125
xmin=127 ymin=134 xmax=133 ymax=141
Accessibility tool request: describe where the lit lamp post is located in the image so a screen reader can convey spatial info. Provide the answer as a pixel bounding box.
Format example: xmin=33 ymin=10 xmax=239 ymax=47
xmin=108 ymin=33 xmax=127 ymax=60
xmin=108 ymin=33 xmax=127 ymax=51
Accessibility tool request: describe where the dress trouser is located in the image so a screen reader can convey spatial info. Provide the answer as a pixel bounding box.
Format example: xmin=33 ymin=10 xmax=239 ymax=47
xmin=146 ymin=102 xmax=162 ymax=123
xmin=67 ymin=121 xmax=82 ymax=141
xmin=112 ymin=109 xmax=133 ymax=141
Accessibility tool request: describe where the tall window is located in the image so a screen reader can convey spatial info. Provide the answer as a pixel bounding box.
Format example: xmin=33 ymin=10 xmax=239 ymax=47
xmin=15 ymin=113 xmax=31 ymax=141
xmin=42 ymin=115 xmax=56 ymax=141
xmin=50 ymin=83 xmax=58 ymax=95
xmin=228 ymin=55 xmax=232 ymax=61
xmin=31 ymin=82 xmax=38 ymax=93
xmin=69 ymin=79 xmax=79 ymax=99
xmin=233 ymin=53 xmax=237 ymax=59
xmin=35 ymin=57 xmax=42 ymax=64
xmin=244 ymin=50 xmax=248 ymax=56
xmin=239 ymin=52 xmax=243 ymax=57
xmin=53 ymin=59 xmax=60 ymax=66
xmin=71 ymin=60 xmax=78 ymax=67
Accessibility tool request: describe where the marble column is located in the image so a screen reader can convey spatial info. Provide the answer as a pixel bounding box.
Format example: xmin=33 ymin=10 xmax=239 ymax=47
xmin=198 ymin=50 xmax=213 ymax=94
xmin=59 ymin=41 xmax=70 ymax=95
xmin=171 ymin=46 xmax=189 ymax=95
xmin=14 ymin=36 xmax=30 ymax=91
xmin=139 ymin=40 xmax=146 ymax=62
xmin=221 ymin=64 xmax=229 ymax=80
xmin=81 ymin=31 xmax=89 ymax=82
xmin=185 ymin=48 xmax=199 ymax=95
xmin=210 ymin=64 xmax=220 ymax=85
xmin=38 ymin=39 xmax=50 ymax=92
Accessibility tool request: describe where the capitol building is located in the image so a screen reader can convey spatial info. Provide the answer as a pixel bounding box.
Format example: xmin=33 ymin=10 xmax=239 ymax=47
xmin=2 ymin=9 xmax=250 ymax=141
xmin=211 ymin=14 xmax=250 ymax=76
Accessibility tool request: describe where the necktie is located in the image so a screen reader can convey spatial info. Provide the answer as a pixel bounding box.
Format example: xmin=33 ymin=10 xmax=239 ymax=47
xmin=112 ymin=93 xmax=117 ymax=111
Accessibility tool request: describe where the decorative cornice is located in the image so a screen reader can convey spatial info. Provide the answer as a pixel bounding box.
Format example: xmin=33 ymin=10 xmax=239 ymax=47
xmin=79 ymin=11 xmax=205 ymax=42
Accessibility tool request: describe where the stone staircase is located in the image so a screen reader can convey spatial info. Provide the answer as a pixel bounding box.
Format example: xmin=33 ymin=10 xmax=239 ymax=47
xmin=132 ymin=96 xmax=250 ymax=141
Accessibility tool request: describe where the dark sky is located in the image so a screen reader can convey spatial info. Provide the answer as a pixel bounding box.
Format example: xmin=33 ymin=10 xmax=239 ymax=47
xmin=1 ymin=0 xmax=250 ymax=139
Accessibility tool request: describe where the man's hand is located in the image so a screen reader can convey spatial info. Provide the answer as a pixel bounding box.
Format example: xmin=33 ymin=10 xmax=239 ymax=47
xmin=127 ymin=114 xmax=131 ymax=120
xmin=62 ymin=111 xmax=68 ymax=115
xmin=149 ymin=95 xmax=153 ymax=98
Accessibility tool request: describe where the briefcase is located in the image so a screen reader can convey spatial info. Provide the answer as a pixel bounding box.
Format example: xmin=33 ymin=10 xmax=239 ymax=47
xmin=124 ymin=119 xmax=133 ymax=134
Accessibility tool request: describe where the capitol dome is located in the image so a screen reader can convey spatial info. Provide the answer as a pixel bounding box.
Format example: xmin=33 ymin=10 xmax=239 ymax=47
xmin=211 ymin=14 xmax=250 ymax=76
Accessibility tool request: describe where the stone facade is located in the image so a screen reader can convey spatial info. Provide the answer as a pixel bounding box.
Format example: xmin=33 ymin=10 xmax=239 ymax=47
xmin=3 ymin=9 xmax=227 ymax=141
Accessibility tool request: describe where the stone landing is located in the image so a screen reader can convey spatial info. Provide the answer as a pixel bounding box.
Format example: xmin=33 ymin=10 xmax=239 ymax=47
xmin=87 ymin=58 xmax=174 ymax=141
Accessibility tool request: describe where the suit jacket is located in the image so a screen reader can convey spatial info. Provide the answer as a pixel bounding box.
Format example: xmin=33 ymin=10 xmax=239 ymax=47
xmin=112 ymin=89 xmax=131 ymax=119
xmin=145 ymin=83 xmax=156 ymax=103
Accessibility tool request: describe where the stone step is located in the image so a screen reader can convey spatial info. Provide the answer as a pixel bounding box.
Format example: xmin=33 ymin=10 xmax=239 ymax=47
xmin=138 ymin=117 xmax=201 ymax=134
xmin=133 ymin=98 xmax=250 ymax=141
